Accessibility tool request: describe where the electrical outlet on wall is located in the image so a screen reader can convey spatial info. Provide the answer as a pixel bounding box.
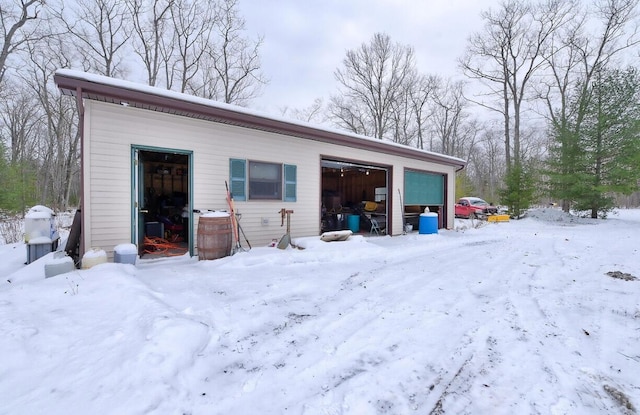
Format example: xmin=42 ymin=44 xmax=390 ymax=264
xmin=261 ymin=217 xmax=269 ymax=226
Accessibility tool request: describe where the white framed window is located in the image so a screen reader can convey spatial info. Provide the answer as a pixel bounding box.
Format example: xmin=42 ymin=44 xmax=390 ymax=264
xmin=230 ymin=159 xmax=297 ymax=202
xmin=249 ymin=161 xmax=282 ymax=200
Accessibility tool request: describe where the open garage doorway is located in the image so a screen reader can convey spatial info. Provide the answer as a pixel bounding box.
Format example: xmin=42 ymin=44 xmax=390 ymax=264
xmin=132 ymin=147 xmax=192 ymax=258
xmin=402 ymin=169 xmax=447 ymax=231
xmin=321 ymin=158 xmax=390 ymax=235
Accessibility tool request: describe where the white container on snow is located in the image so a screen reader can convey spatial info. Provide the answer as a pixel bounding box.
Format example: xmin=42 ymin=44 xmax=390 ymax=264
xmin=24 ymin=205 xmax=59 ymax=243
xmin=114 ymin=243 xmax=138 ymax=265
xmin=44 ymin=252 xmax=76 ymax=278
xmin=81 ymin=248 xmax=107 ymax=269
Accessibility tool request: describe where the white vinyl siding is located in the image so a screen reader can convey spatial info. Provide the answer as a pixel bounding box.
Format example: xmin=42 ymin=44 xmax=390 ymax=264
xmin=83 ymin=100 xmax=458 ymax=257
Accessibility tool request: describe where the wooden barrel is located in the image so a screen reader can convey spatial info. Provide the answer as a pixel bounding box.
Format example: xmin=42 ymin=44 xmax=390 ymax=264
xmin=197 ymin=214 xmax=232 ymax=260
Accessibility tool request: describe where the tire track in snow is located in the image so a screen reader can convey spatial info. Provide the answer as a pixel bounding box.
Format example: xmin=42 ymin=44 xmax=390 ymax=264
xmin=424 ymin=247 xmax=525 ymax=413
xmin=422 ymin=228 xmax=579 ymax=414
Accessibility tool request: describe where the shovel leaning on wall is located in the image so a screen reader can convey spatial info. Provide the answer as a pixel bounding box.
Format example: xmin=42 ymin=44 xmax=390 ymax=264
xmin=277 ymin=209 xmax=294 ymax=249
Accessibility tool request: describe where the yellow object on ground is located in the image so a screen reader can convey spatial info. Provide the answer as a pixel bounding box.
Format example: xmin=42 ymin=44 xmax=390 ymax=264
xmin=488 ymin=214 xmax=510 ymax=222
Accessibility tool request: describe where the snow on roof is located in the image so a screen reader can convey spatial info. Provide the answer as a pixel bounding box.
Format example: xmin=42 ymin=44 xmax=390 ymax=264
xmin=54 ymin=69 xmax=466 ymax=168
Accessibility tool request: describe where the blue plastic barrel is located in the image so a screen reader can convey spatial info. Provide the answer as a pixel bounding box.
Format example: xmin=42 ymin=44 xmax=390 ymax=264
xmin=419 ymin=212 xmax=438 ymax=234
xmin=347 ymin=214 xmax=360 ymax=233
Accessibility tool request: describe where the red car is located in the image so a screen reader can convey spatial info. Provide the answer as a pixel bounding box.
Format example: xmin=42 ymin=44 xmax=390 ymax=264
xmin=455 ymin=197 xmax=498 ymax=219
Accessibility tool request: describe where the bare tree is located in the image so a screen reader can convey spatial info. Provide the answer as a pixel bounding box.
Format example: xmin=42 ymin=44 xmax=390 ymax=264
xmin=464 ymin=124 xmax=505 ymax=202
xmin=429 ymin=78 xmax=471 ymax=156
xmin=169 ymin=0 xmax=216 ymax=93
xmin=541 ymin=0 xmax=639 ymax=135
xmin=390 ymin=76 xmax=419 ymax=146
xmin=0 ymin=80 xmax=41 ymax=163
xmin=0 ymin=0 xmax=46 ymax=89
xmin=330 ymin=32 xmax=415 ymax=140
xmin=281 ymin=98 xmax=327 ymax=124
xmin=460 ymin=0 xmax=574 ymax=172
xmin=19 ymin=35 xmax=80 ymax=210
xmin=328 ymin=94 xmax=372 ymax=136
xmin=0 ymin=79 xmax=44 ymax=212
xmin=540 ymin=0 xmax=640 ymax=211
xmin=127 ymin=0 xmax=174 ymax=86
xmin=52 ymin=0 xmax=132 ymax=77
xmin=189 ymin=0 xmax=266 ymax=105
xmin=408 ymin=74 xmax=438 ymax=150
xmin=0 ymin=0 xmax=269 ymax=212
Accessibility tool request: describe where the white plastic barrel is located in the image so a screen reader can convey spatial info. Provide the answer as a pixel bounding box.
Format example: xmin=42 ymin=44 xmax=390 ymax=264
xmin=82 ymin=248 xmax=107 ymax=269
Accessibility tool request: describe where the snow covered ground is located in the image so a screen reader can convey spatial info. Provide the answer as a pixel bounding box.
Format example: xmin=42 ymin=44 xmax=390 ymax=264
xmin=1 ymin=208 xmax=639 ymax=414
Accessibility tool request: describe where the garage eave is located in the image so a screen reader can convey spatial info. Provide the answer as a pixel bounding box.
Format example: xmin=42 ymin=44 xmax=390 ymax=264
xmin=54 ymin=69 xmax=467 ymax=170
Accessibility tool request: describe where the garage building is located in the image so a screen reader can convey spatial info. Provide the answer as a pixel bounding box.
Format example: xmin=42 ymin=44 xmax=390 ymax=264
xmin=54 ymin=70 xmax=466 ymax=260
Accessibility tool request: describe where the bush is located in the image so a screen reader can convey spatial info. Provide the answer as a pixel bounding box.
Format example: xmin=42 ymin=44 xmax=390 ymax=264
xmin=0 ymin=216 xmax=24 ymax=244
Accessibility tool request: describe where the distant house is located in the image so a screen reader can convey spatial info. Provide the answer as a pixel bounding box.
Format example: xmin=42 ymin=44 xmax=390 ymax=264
xmin=54 ymin=70 xmax=466 ymax=260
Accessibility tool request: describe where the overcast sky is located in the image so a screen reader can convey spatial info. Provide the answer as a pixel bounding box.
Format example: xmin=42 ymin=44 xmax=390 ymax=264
xmin=238 ymin=0 xmax=499 ymax=114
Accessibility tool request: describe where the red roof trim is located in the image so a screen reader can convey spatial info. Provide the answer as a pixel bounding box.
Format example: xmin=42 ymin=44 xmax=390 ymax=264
xmin=54 ymin=71 xmax=466 ymax=169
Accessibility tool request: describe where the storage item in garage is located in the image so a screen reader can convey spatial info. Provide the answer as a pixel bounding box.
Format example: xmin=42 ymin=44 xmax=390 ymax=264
xmin=197 ymin=212 xmax=232 ymax=260
xmin=374 ymin=187 xmax=386 ymax=202
xmin=323 ymin=195 xmax=342 ymax=211
xmin=363 ymin=201 xmax=378 ymax=212
xmin=419 ymin=212 xmax=438 ymax=234
xmin=145 ymin=221 xmax=164 ymax=238
xmin=157 ymin=215 xmax=183 ymax=238
xmin=347 ymin=214 xmax=360 ymax=233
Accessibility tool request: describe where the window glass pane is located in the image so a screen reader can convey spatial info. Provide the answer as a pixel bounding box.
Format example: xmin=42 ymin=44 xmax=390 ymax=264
xmin=249 ymin=161 xmax=282 ymax=199
xmin=252 ymin=163 xmax=280 ymax=180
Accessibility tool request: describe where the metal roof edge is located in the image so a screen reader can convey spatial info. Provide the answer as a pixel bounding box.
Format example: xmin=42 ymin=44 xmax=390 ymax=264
xmin=54 ymin=69 xmax=467 ymax=169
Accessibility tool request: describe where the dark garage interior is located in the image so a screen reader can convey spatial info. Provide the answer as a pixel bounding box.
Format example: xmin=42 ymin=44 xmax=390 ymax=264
xmin=321 ymin=159 xmax=389 ymax=235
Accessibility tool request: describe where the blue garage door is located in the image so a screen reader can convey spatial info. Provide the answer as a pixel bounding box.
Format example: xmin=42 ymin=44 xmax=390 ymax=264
xmin=404 ymin=170 xmax=444 ymax=205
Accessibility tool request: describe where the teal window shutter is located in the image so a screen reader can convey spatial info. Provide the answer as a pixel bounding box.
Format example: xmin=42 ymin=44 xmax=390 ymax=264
xmin=229 ymin=159 xmax=246 ymax=201
xmin=284 ymin=164 xmax=297 ymax=202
